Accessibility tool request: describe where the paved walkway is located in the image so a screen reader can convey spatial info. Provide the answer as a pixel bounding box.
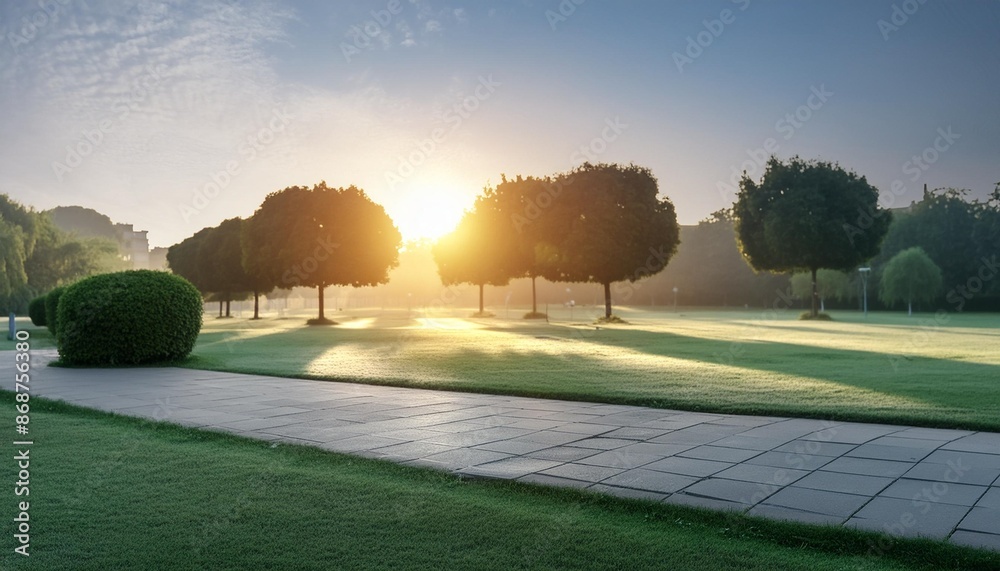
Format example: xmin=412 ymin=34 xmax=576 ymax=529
xmin=7 ymin=351 xmax=1000 ymax=552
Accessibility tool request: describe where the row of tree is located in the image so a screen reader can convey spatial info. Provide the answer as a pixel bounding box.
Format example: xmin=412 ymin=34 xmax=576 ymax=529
xmin=0 ymin=195 xmax=123 ymax=314
xmin=168 ymin=183 xmax=401 ymax=323
xmin=434 ymin=163 xmax=680 ymax=319
xmin=168 ymin=159 xmax=997 ymax=322
xmin=169 ymin=165 xmax=680 ymax=323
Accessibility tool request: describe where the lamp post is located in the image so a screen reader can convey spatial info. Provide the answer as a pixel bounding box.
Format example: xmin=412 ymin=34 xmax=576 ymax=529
xmin=672 ymin=287 xmax=679 ymax=313
xmin=859 ymin=267 xmax=871 ymax=319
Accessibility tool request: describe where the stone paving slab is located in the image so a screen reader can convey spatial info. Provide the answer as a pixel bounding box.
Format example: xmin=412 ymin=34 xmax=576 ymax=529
xmin=846 ymin=497 xmax=972 ymax=539
xmin=5 ymin=350 xmax=1000 ymax=552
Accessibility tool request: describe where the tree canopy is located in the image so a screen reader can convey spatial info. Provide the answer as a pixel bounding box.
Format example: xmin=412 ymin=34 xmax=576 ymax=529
xmin=433 ymin=189 xmax=515 ymax=315
xmin=0 ymin=195 xmax=121 ymax=313
xmin=166 ymin=226 xmax=213 ymax=296
xmin=543 ymin=163 xmax=680 ymax=319
xmin=734 ymin=156 xmax=891 ymax=317
xmin=494 ymin=175 xmax=564 ymax=317
xmin=46 ymin=205 xmax=118 ymax=241
xmin=242 ymin=182 xmax=401 ymax=324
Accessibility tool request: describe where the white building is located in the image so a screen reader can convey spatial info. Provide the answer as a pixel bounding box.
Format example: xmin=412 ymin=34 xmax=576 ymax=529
xmin=115 ymin=223 xmax=150 ymax=269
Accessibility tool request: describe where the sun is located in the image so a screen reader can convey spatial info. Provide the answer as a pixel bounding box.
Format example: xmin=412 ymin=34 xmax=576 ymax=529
xmin=391 ymin=182 xmax=470 ymax=242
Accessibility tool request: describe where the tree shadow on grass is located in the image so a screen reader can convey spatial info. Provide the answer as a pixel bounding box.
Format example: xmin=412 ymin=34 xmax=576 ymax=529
xmin=180 ymin=321 xmax=1000 ymax=431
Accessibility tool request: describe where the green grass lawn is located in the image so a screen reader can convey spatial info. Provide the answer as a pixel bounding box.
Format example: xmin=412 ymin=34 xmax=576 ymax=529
xmin=3 ymin=395 xmax=995 ymax=571
xmin=167 ymin=307 xmax=1000 ymax=431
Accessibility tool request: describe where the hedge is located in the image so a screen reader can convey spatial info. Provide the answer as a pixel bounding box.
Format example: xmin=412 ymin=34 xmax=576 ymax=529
xmin=44 ymin=287 xmax=64 ymax=335
xmin=28 ymin=296 xmax=47 ymax=327
xmin=56 ymin=270 xmax=203 ymax=366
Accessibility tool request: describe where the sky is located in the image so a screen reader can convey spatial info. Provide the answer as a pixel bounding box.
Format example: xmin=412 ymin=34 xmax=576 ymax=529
xmin=1 ymin=0 xmax=998 ymax=248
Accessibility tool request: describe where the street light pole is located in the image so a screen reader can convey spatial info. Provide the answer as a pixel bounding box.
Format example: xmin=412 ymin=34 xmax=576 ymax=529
xmin=672 ymin=287 xmax=679 ymax=313
xmin=859 ymin=267 xmax=871 ymax=319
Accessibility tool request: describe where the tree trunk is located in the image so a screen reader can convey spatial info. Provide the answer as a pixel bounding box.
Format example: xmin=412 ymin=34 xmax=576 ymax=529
xmin=531 ymin=275 xmax=537 ymax=314
xmin=253 ymin=291 xmax=260 ymax=320
xmin=603 ymin=281 xmax=612 ymax=319
xmin=218 ymin=300 xmax=223 ymax=317
xmin=478 ymin=284 xmax=484 ymax=314
xmin=318 ymin=283 xmax=325 ymax=320
xmin=225 ymin=300 xmax=231 ymax=317
xmin=810 ymin=267 xmax=819 ymax=317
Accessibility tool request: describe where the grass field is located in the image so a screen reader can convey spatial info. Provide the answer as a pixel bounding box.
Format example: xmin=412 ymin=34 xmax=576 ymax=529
xmin=3 ymin=395 xmax=995 ymax=571
xmin=10 ymin=307 xmax=999 ymax=430
xmin=158 ymin=306 xmax=1000 ymax=431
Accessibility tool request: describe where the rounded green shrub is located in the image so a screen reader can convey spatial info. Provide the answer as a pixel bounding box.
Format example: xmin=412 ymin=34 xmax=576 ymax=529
xmin=798 ymin=311 xmax=833 ymax=321
xmin=56 ymin=270 xmax=203 ymax=366
xmin=28 ymin=296 xmax=47 ymax=327
xmin=44 ymin=287 xmax=65 ymax=335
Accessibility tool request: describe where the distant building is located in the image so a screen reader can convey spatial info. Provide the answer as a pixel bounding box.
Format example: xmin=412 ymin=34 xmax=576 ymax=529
xmin=115 ymin=223 xmax=150 ymax=269
xmin=148 ymin=247 xmax=169 ymax=271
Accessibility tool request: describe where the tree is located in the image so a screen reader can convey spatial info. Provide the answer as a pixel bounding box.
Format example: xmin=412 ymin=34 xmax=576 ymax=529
xmin=874 ymin=188 xmax=980 ymax=296
xmin=971 ymin=183 xmax=1000 ymax=298
xmin=167 ymin=227 xmax=213 ymax=305
xmin=734 ymin=156 xmax=891 ymax=317
xmin=790 ymin=269 xmax=852 ymax=312
xmin=25 ymin=215 xmax=123 ymax=294
xmin=0 ymin=196 xmax=126 ymax=313
xmin=198 ymin=218 xmax=267 ymax=318
xmin=494 ymin=175 xmax=562 ymax=318
xmin=0 ymin=215 xmax=29 ymax=313
xmin=0 ymin=195 xmax=36 ymax=313
xmin=879 ymin=247 xmax=943 ymax=315
xmin=45 ymin=205 xmax=118 ymax=241
xmin=543 ymin=163 xmax=679 ymax=319
xmin=433 ymin=190 xmax=514 ymax=315
xmin=242 ymin=182 xmax=401 ymax=324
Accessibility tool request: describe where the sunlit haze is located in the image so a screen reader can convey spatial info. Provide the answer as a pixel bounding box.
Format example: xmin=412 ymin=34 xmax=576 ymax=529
xmin=2 ymin=0 xmax=998 ymax=246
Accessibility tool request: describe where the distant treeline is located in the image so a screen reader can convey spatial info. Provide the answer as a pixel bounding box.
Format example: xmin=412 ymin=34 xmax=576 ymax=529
xmin=0 ymin=196 xmax=124 ymax=314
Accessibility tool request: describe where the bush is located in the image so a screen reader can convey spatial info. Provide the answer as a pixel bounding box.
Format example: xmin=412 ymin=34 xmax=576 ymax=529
xmin=799 ymin=311 xmax=833 ymax=321
xmin=595 ymin=315 xmax=628 ymax=324
xmin=44 ymin=287 xmax=65 ymax=335
xmin=56 ymin=270 xmax=203 ymax=366
xmin=523 ymin=311 xmax=547 ymax=320
xmin=28 ymin=296 xmax=47 ymax=327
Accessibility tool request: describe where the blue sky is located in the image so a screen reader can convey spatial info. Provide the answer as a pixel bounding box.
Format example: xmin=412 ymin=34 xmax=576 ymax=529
xmin=1 ymin=0 xmax=997 ymax=247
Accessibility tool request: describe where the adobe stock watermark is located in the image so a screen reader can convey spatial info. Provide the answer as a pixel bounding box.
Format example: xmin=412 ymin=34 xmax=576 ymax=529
xmin=51 ymin=63 xmax=170 ymax=182
xmin=716 ymin=84 xmax=833 ymax=203
xmin=866 ymin=456 xmax=970 ymax=556
xmin=4 ymin=0 xmax=71 ymax=52
xmin=673 ymin=0 xmax=750 ymax=73
xmin=545 ymin=0 xmax=586 ymax=30
xmin=512 ymin=117 xmax=628 ymax=233
xmin=339 ymin=0 xmax=404 ymax=63
xmin=877 ymin=0 xmax=928 ymax=41
xmin=843 ymin=127 xmax=960 ymax=245
xmin=178 ymin=107 xmax=294 ymax=222
xmin=384 ymin=75 xmax=500 ymax=190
